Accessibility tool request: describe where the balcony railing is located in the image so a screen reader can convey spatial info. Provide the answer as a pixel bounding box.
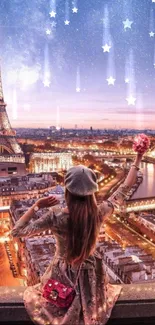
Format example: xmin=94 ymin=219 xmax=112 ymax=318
xmin=0 ymin=283 xmax=155 ymax=324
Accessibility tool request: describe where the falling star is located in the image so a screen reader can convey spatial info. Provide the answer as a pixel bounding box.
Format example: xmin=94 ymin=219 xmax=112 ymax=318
xmin=106 ymin=41 xmax=116 ymax=86
xmin=126 ymin=49 xmax=136 ymax=106
xmin=51 ymin=21 xmax=57 ymax=28
xmin=106 ymin=76 xmax=115 ymax=85
xmin=123 ymin=19 xmax=133 ymax=30
xmin=125 ymin=78 xmax=130 ymax=83
xmin=102 ymin=5 xmax=112 ymax=53
xmin=125 ymin=55 xmax=130 ymax=84
xmin=149 ymin=9 xmax=154 ymax=38
xmin=65 ymin=0 xmax=70 ymax=25
xmin=46 ymin=29 xmax=51 ymax=35
xmin=43 ymin=80 xmax=50 ymax=87
xmin=72 ymin=0 xmax=78 ymax=13
xmin=43 ymin=43 xmax=51 ymax=88
xmin=50 ymin=0 xmax=57 ymax=14
xmin=126 ymin=95 xmax=136 ymax=106
xmin=149 ymin=31 xmax=154 ymax=37
xmin=76 ymin=66 xmax=81 ymax=92
xmin=49 ymin=10 xmax=56 ymax=18
xmin=102 ymin=44 xmax=111 ymax=53
xmin=72 ymin=7 xmax=78 ymax=13
xmin=64 ymin=20 xmax=70 ymax=25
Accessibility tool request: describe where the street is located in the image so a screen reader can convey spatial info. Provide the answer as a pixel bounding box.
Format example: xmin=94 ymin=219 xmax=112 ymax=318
xmin=0 ymin=242 xmax=22 ymax=286
xmin=106 ymin=214 xmax=155 ymax=258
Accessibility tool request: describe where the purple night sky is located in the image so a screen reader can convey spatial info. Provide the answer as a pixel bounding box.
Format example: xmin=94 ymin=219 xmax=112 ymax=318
xmin=1 ymin=0 xmax=155 ymax=129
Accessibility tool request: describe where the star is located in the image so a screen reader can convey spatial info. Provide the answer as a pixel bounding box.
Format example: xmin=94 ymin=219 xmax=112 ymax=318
xmin=149 ymin=31 xmax=155 ymax=37
xmin=43 ymin=80 xmax=50 ymax=87
xmin=49 ymin=11 xmax=56 ymax=18
xmin=125 ymin=78 xmax=130 ymax=84
xmin=106 ymin=77 xmax=116 ymax=85
xmin=126 ymin=95 xmax=136 ymax=105
xmin=76 ymin=87 xmax=81 ymax=92
xmin=102 ymin=44 xmax=111 ymax=53
xmin=154 ymin=63 xmax=155 ymax=68
xmin=51 ymin=21 xmax=57 ymax=28
xmin=123 ymin=19 xmax=133 ymax=30
xmin=72 ymin=7 xmax=78 ymax=13
xmin=64 ymin=20 xmax=70 ymax=25
xmin=152 ymin=0 xmax=155 ymax=2
xmin=46 ymin=29 xmax=51 ymax=35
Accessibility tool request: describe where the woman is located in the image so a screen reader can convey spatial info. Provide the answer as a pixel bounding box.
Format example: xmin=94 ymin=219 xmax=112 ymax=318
xmin=11 ymin=151 xmax=143 ymax=325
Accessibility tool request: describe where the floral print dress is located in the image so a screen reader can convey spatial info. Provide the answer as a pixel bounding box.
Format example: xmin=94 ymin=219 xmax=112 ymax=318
xmin=11 ymin=183 xmax=131 ymax=325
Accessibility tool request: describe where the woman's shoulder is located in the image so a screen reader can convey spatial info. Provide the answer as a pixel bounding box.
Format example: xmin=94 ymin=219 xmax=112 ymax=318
xmin=52 ymin=206 xmax=69 ymax=231
xmin=52 ymin=206 xmax=69 ymax=216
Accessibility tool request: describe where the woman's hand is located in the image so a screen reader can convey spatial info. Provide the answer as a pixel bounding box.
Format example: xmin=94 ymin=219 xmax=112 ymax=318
xmin=36 ymin=196 xmax=60 ymax=209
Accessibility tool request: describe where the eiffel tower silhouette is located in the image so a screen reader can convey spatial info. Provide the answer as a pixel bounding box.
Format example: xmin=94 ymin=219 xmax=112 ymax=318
xmin=0 ymin=67 xmax=26 ymax=176
xmin=0 ymin=69 xmax=23 ymax=154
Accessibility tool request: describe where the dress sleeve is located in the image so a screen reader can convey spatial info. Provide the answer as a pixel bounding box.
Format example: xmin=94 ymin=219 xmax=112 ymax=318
xmin=98 ymin=164 xmax=138 ymax=216
xmin=98 ymin=200 xmax=114 ymax=221
xmin=11 ymin=210 xmax=57 ymax=238
xmin=98 ymin=183 xmax=130 ymax=220
xmin=107 ymin=183 xmax=130 ymax=210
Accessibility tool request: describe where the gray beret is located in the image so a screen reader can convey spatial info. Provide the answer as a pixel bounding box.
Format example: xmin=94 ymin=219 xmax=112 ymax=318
xmin=64 ymin=165 xmax=98 ymax=196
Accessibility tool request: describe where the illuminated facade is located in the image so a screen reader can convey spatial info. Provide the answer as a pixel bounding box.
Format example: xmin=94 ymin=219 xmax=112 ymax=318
xmin=0 ymin=67 xmax=26 ymax=176
xmin=30 ymin=152 xmax=73 ymax=173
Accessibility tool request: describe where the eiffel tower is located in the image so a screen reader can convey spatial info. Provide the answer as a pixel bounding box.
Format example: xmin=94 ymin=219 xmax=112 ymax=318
xmin=0 ymin=70 xmax=23 ymax=154
xmin=0 ymin=67 xmax=26 ymax=176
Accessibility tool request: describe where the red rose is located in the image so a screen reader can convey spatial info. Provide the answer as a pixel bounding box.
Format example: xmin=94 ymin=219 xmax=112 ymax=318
xmin=133 ymin=134 xmax=150 ymax=154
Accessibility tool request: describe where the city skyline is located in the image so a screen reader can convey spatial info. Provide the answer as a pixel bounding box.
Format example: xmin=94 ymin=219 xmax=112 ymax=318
xmin=1 ymin=0 xmax=155 ymax=129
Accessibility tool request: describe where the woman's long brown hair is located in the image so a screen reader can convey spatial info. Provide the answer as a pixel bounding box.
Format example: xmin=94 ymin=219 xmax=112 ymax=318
xmin=65 ymin=189 xmax=101 ymax=266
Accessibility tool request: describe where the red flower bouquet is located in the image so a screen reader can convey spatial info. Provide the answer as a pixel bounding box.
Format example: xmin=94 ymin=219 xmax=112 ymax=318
xmin=133 ymin=134 xmax=150 ymax=155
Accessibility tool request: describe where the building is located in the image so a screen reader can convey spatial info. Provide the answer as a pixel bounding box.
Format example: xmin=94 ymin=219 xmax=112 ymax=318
xmin=29 ymin=152 xmax=72 ymax=173
xmin=0 ymin=67 xmax=26 ymax=176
